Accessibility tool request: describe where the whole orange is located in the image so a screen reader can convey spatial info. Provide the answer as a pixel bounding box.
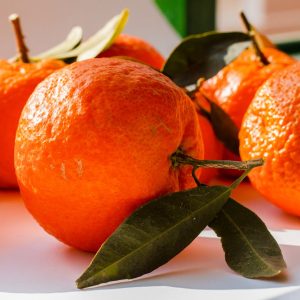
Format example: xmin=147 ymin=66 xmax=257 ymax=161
xmin=200 ymin=47 xmax=295 ymax=129
xmin=0 ymin=59 xmax=65 ymax=188
xmin=239 ymin=61 xmax=300 ymax=215
xmin=98 ymin=34 xmax=165 ymax=69
xmin=15 ymin=58 xmax=204 ymax=252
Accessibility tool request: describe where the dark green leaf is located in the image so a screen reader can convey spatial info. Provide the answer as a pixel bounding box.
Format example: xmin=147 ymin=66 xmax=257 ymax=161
xmin=163 ymin=32 xmax=250 ymax=87
xmin=209 ymin=100 xmax=240 ymax=155
xmin=210 ymin=199 xmax=286 ymax=278
xmin=76 ymin=185 xmax=231 ymax=289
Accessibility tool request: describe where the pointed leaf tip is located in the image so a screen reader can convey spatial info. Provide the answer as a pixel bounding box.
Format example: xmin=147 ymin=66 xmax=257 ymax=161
xmin=76 ymin=8 xmax=129 ymax=61
xmin=48 ymin=8 xmax=129 ymax=62
xmin=210 ymin=199 xmax=286 ymax=278
xmin=76 ymin=185 xmax=231 ymax=288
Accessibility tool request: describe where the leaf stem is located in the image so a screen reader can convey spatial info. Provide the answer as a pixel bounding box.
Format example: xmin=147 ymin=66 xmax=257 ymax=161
xmin=9 ymin=14 xmax=30 ymax=63
xmin=240 ymin=11 xmax=269 ymax=66
xmin=171 ymin=150 xmax=263 ymax=171
xmin=192 ymin=166 xmax=202 ymax=187
xmin=230 ymin=168 xmax=252 ymax=190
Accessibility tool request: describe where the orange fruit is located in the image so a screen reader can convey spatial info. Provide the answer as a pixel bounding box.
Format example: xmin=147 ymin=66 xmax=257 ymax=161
xmin=15 ymin=58 xmax=204 ymax=252
xmin=200 ymin=47 xmax=295 ymax=129
xmin=0 ymin=59 xmax=65 ymax=188
xmin=98 ymin=34 xmax=165 ymax=69
xmin=239 ymin=61 xmax=300 ymax=215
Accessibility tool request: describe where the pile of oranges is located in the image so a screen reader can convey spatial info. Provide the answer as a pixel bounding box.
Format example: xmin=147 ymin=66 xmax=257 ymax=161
xmin=1 ymin=11 xmax=300 ymax=253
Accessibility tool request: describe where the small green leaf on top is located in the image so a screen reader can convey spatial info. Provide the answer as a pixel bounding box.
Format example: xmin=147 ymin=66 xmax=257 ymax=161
xmin=210 ymin=199 xmax=286 ymax=278
xmin=76 ymin=8 xmax=129 ymax=61
xmin=163 ymin=32 xmax=250 ymax=87
xmin=53 ymin=9 xmax=129 ymax=62
xmin=32 ymin=26 xmax=83 ymax=61
xmin=76 ymin=185 xmax=231 ymax=289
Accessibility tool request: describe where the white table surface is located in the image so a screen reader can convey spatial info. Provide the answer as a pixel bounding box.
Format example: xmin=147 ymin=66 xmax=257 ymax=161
xmin=1 ymin=182 xmax=300 ymax=300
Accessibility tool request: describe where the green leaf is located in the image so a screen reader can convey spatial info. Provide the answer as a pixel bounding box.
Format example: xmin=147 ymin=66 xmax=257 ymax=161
xmin=210 ymin=199 xmax=286 ymax=278
xmin=163 ymin=32 xmax=250 ymax=87
xmin=208 ymin=100 xmax=240 ymax=155
xmin=31 ymin=26 xmax=83 ymax=61
xmin=53 ymin=8 xmax=129 ymax=62
xmin=76 ymin=185 xmax=231 ymax=289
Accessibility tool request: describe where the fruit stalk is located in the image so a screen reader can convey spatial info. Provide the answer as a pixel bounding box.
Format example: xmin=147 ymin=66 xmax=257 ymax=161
xmin=9 ymin=14 xmax=30 ymax=63
xmin=171 ymin=150 xmax=263 ymax=170
xmin=240 ymin=12 xmax=269 ymax=66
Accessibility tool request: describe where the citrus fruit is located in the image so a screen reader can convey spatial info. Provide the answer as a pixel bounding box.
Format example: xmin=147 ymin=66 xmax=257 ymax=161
xmin=15 ymin=58 xmax=204 ymax=252
xmin=0 ymin=59 xmax=65 ymax=188
xmin=239 ymin=61 xmax=300 ymax=215
xmin=200 ymin=47 xmax=295 ymax=128
xmin=98 ymin=34 xmax=165 ymax=69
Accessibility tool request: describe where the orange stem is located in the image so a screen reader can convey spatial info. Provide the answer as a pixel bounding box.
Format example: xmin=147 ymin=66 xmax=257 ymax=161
xmin=240 ymin=11 xmax=269 ymax=66
xmin=9 ymin=14 xmax=30 ymax=63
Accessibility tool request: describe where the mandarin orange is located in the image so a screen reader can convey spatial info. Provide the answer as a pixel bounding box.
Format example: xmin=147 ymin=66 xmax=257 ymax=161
xmin=239 ymin=61 xmax=300 ymax=215
xmin=0 ymin=59 xmax=65 ymax=188
xmin=98 ymin=34 xmax=165 ymax=69
xmin=200 ymin=47 xmax=295 ymax=129
xmin=15 ymin=58 xmax=204 ymax=252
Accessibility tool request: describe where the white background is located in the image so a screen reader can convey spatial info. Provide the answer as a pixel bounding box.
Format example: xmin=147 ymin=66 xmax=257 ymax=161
xmin=1 ymin=183 xmax=300 ymax=299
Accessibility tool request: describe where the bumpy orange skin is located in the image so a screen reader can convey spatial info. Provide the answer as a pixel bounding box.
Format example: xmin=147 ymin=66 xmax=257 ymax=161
xmin=201 ymin=47 xmax=295 ymax=129
xmin=98 ymin=34 xmax=165 ymax=70
xmin=0 ymin=59 xmax=65 ymax=188
xmin=240 ymin=62 xmax=300 ymax=216
xmin=15 ymin=58 xmax=203 ymax=252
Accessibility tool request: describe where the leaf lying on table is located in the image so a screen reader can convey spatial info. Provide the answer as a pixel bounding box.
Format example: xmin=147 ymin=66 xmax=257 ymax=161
xmin=162 ymin=31 xmax=250 ymax=87
xmin=76 ymin=185 xmax=231 ymax=289
xmin=210 ymin=198 xmax=286 ymax=278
